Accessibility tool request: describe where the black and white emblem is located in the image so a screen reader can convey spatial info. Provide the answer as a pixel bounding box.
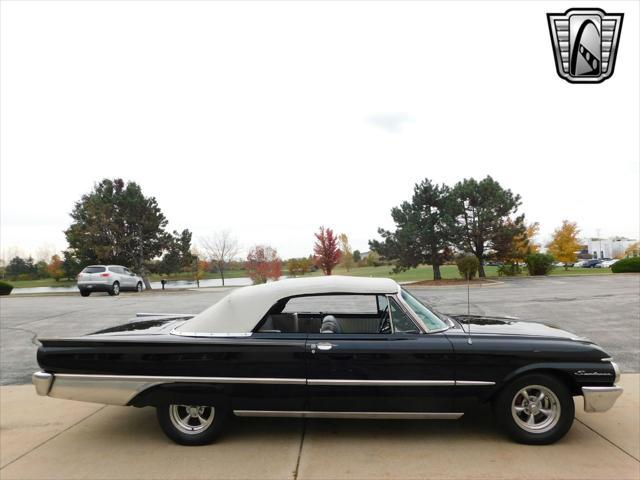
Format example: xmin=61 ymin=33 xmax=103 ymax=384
xmin=547 ymin=8 xmax=623 ymax=84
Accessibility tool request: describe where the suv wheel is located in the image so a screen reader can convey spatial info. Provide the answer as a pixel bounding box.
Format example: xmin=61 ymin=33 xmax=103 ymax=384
xmin=156 ymin=403 xmax=228 ymax=445
xmin=136 ymin=282 xmax=143 ymax=292
xmin=108 ymin=281 xmax=120 ymax=296
xmin=80 ymin=289 xmax=91 ymax=297
xmin=494 ymin=373 xmax=574 ymax=445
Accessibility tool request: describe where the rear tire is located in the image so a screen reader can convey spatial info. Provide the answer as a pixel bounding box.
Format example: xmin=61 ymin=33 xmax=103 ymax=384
xmin=494 ymin=373 xmax=574 ymax=445
xmin=156 ymin=403 xmax=228 ymax=445
xmin=108 ymin=282 xmax=120 ymax=296
xmin=136 ymin=282 xmax=143 ymax=292
xmin=79 ymin=289 xmax=90 ymax=297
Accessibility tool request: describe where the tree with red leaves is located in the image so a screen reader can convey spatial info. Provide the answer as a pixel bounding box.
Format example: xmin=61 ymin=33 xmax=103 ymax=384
xmin=246 ymin=245 xmax=282 ymax=284
xmin=313 ymin=226 xmax=341 ymax=275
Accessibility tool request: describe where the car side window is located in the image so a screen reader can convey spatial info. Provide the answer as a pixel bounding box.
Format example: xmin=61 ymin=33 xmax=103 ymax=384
xmin=259 ymin=294 xmax=386 ymax=334
xmin=389 ymin=298 xmax=420 ymax=333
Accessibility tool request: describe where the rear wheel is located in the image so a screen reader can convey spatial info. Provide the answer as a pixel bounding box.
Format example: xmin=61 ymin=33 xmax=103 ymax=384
xmin=156 ymin=403 xmax=228 ymax=445
xmin=79 ymin=289 xmax=91 ymax=297
xmin=494 ymin=373 xmax=574 ymax=445
xmin=136 ymin=282 xmax=143 ymax=292
xmin=108 ymin=281 xmax=120 ymax=296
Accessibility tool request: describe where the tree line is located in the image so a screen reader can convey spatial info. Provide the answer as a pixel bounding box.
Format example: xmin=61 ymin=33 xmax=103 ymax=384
xmin=3 ymin=176 xmax=634 ymax=287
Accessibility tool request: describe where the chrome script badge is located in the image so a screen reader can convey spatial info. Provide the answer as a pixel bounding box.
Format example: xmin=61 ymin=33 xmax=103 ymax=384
xmin=547 ymin=8 xmax=623 ymax=83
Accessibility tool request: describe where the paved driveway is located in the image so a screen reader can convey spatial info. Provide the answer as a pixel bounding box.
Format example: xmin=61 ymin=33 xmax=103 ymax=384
xmin=0 ymin=274 xmax=638 ymax=385
xmin=1 ymin=376 xmax=638 ymax=479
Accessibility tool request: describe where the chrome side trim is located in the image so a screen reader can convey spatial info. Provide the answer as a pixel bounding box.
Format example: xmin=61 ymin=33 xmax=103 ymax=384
xmin=582 ymin=386 xmax=623 ymax=412
xmin=456 ymin=380 xmax=496 ymax=386
xmin=32 ymin=371 xmax=53 ymax=396
xmin=46 ymin=373 xmax=305 ymax=406
xmin=308 ymin=379 xmax=495 ymax=387
xmin=136 ymin=313 xmax=194 ymax=318
xmin=36 ymin=370 xmax=495 ymax=406
xmin=308 ymin=379 xmax=455 ymax=386
xmin=169 ymin=329 xmax=253 ymax=337
xmin=233 ymin=410 xmax=464 ymax=420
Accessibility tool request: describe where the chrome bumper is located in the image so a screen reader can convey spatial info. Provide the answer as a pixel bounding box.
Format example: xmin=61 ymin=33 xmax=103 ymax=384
xmin=32 ymin=371 xmax=54 ymax=396
xmin=582 ymin=386 xmax=623 ymax=412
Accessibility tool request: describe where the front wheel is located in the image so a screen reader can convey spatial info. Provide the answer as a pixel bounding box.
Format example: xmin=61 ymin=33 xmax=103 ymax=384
xmin=494 ymin=374 xmax=574 ymax=445
xmin=79 ymin=289 xmax=90 ymax=297
xmin=136 ymin=282 xmax=143 ymax=292
xmin=156 ymin=403 xmax=228 ymax=445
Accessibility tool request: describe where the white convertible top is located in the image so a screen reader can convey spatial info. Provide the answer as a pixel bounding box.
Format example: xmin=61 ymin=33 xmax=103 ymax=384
xmin=174 ymin=276 xmax=400 ymax=335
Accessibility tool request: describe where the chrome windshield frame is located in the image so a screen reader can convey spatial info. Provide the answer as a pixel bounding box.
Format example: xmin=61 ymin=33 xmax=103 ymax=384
xmin=395 ymin=286 xmax=450 ymax=334
xmin=385 ymin=294 xmax=424 ymax=334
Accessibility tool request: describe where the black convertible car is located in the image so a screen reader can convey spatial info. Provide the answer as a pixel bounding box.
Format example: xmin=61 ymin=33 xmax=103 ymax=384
xmin=33 ymin=276 xmax=622 ymax=445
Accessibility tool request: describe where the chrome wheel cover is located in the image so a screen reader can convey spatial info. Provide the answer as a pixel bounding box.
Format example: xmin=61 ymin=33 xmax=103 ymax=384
xmin=511 ymin=385 xmax=561 ymax=434
xmin=137 ymin=283 xmax=142 ymax=292
xmin=113 ymin=283 xmax=119 ymax=294
xmin=169 ymin=405 xmax=215 ymax=434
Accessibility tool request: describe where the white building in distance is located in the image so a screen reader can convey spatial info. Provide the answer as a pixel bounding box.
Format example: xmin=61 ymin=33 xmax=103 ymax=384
xmin=582 ymin=237 xmax=637 ymax=259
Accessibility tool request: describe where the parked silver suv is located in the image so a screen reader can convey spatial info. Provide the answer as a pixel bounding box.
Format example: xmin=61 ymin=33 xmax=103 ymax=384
xmin=77 ymin=265 xmax=144 ymax=297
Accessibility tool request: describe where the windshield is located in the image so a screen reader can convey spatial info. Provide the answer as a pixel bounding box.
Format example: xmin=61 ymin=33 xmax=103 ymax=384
xmin=400 ymin=288 xmax=448 ymax=331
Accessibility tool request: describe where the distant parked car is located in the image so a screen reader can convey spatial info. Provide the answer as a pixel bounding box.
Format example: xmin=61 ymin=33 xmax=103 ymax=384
xmin=553 ymin=261 xmax=574 ymax=268
xmin=581 ymin=259 xmax=603 ymax=268
xmin=77 ymin=265 xmax=144 ymax=297
xmin=573 ymin=260 xmax=587 ymax=267
xmin=597 ymin=259 xmax=619 ymax=268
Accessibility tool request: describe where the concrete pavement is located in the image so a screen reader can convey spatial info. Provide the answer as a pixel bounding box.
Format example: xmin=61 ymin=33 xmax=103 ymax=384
xmin=1 ymin=375 xmax=638 ymax=479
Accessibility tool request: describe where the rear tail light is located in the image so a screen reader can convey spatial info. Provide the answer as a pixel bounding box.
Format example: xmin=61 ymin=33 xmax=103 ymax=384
xmin=100 ymin=273 xmax=110 ymax=277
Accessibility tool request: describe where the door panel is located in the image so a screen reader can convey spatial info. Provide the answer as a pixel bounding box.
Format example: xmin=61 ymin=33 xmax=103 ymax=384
xmin=306 ymin=333 xmax=455 ymax=412
xmin=228 ymin=333 xmax=308 ymax=411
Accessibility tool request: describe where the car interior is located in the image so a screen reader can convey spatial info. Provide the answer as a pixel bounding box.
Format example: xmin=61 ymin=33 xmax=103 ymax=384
xmin=257 ymin=294 xmax=420 ymax=334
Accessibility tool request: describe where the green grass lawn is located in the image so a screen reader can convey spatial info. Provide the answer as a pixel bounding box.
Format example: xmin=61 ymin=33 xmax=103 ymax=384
xmin=5 ymin=264 xmax=614 ymax=289
xmin=3 ymin=278 xmax=78 ymax=289
xmin=304 ymin=264 xmax=614 ymax=282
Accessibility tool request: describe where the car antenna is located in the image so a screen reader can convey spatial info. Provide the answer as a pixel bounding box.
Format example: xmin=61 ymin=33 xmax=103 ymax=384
xmin=466 ymin=271 xmax=472 ymax=345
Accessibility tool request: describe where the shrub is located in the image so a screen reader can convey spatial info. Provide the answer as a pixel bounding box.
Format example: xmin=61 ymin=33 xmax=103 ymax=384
xmin=525 ymin=253 xmax=555 ymax=276
xmin=0 ymin=281 xmax=14 ymax=296
xmin=456 ymin=254 xmax=479 ymax=279
xmin=611 ymin=257 xmax=640 ymax=273
xmin=498 ymin=263 xmax=521 ymax=276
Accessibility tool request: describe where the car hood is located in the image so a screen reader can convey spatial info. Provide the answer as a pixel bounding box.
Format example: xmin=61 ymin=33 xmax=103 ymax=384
xmin=447 ymin=314 xmax=587 ymax=341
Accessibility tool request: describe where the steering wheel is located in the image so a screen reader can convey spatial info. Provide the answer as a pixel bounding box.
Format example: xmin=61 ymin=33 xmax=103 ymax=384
xmin=378 ymin=306 xmax=392 ymax=334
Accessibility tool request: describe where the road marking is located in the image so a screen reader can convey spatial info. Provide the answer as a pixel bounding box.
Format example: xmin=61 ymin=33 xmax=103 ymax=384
xmin=575 ymin=417 xmax=639 ymax=462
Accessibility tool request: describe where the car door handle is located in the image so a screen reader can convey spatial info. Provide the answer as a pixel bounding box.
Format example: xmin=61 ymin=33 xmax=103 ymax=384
xmin=308 ymin=342 xmax=336 ymax=353
xmin=316 ymin=342 xmax=335 ymax=351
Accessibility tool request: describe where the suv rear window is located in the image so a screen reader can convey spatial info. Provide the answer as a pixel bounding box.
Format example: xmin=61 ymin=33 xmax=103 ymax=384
xmin=82 ymin=266 xmax=106 ymax=273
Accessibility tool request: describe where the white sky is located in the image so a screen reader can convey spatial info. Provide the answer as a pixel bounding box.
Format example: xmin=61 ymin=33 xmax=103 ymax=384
xmin=1 ymin=0 xmax=639 ymax=261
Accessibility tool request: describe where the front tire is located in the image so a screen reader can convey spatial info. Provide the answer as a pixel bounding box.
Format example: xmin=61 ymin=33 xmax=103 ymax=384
xmin=108 ymin=281 xmax=120 ymax=296
xmin=494 ymin=374 xmax=574 ymax=445
xmin=156 ymin=403 xmax=227 ymax=445
xmin=79 ymin=289 xmax=91 ymax=297
xmin=136 ymin=282 xmax=143 ymax=292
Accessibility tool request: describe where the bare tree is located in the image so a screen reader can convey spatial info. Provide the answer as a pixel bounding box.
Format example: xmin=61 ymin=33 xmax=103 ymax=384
xmin=200 ymin=231 xmax=239 ymax=286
